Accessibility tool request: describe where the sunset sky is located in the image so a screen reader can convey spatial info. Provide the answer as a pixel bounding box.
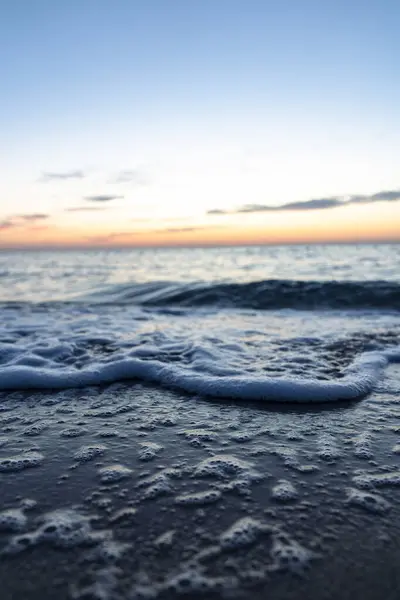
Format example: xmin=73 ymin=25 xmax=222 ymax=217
xmin=1 ymin=0 xmax=399 ymax=248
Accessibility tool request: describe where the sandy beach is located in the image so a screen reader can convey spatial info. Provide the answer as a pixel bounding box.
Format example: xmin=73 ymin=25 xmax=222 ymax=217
xmin=1 ymin=366 xmax=400 ymax=599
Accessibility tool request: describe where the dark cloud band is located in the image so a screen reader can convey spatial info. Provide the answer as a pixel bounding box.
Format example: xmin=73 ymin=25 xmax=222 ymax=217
xmin=84 ymin=195 xmax=123 ymax=202
xmin=207 ymin=189 xmax=400 ymax=215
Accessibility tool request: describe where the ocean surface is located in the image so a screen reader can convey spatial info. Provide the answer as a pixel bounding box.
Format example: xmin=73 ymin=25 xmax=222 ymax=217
xmin=0 ymin=244 xmax=399 ymax=402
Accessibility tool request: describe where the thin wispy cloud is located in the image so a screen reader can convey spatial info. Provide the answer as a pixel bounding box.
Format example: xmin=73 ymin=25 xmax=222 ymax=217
xmin=39 ymin=170 xmax=85 ymax=182
xmin=0 ymin=214 xmax=49 ymax=231
xmin=19 ymin=213 xmax=49 ymax=221
xmin=152 ymin=225 xmax=226 ymax=234
xmin=84 ymin=195 xmax=123 ymax=202
xmin=160 ymin=227 xmax=200 ymax=233
xmin=207 ymin=189 xmax=400 ymax=215
xmin=109 ymin=169 xmax=148 ymax=185
xmin=89 ymin=226 xmax=208 ymax=242
xmin=207 ymin=209 xmax=229 ymax=215
xmin=0 ymin=220 xmax=14 ymax=231
xmin=65 ymin=206 xmax=107 ymax=212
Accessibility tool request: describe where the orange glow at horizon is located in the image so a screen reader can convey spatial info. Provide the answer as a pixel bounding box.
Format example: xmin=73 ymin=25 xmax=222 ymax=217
xmin=1 ymin=203 xmax=399 ymax=248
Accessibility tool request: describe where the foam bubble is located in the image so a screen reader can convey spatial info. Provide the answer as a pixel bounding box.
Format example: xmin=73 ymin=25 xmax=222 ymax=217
xmin=317 ymin=434 xmax=341 ymax=461
xmin=109 ymin=507 xmax=137 ymax=524
xmin=353 ymin=470 xmax=400 ymax=489
xmin=271 ymin=479 xmax=299 ymax=502
xmin=0 ymin=451 xmax=44 ymax=472
xmin=193 ymin=454 xmax=261 ymax=480
xmin=346 ymin=487 xmax=391 ymax=514
xmin=180 ymin=429 xmax=218 ymax=446
xmin=2 ymin=509 xmax=108 ymax=555
xmin=60 ymin=426 xmax=89 ymax=438
xmin=138 ymin=442 xmax=163 ymax=461
xmin=98 ymin=464 xmax=133 ymax=483
xmin=142 ymin=480 xmax=172 ymax=500
xmin=174 ymin=489 xmax=221 ymax=506
xmin=23 ymin=421 xmax=50 ymax=436
xmin=138 ymin=471 xmax=173 ymax=500
xmin=20 ymin=498 xmax=37 ymax=511
xmin=98 ymin=429 xmax=121 ymax=438
xmin=88 ymin=539 xmax=131 ymax=563
xmin=162 ymin=569 xmax=235 ymax=597
xmin=154 ymin=529 xmax=175 ymax=548
xmin=219 ymin=517 xmax=270 ymax=550
xmin=270 ymin=532 xmax=314 ymax=573
xmin=74 ymin=444 xmax=107 ymax=462
xmin=353 ymin=433 xmax=374 ymax=459
xmin=0 ymin=508 xmax=27 ymax=532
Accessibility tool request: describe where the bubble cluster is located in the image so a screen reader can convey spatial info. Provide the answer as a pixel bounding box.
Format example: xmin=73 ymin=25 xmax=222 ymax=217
xmin=0 ymin=508 xmax=27 ymax=532
xmin=353 ymin=470 xmax=400 ymax=489
xmin=98 ymin=464 xmax=133 ymax=483
xmin=219 ymin=517 xmax=271 ymax=550
xmin=194 ymin=454 xmax=261 ymax=480
xmin=162 ymin=568 xmax=235 ymax=597
xmin=317 ymin=434 xmax=341 ymax=461
xmin=2 ymin=509 xmax=108 ymax=555
xmin=180 ymin=428 xmax=218 ymax=446
xmin=138 ymin=471 xmax=173 ymax=500
xmin=74 ymin=444 xmax=107 ymax=462
xmin=346 ymin=487 xmax=391 ymax=514
xmin=352 ymin=432 xmax=374 ymax=459
xmin=0 ymin=451 xmax=44 ymax=472
xmin=271 ymin=479 xmax=299 ymax=502
xmin=138 ymin=442 xmax=163 ymax=461
xmin=270 ymin=532 xmax=315 ymax=573
xmin=60 ymin=426 xmax=89 ymax=438
xmin=174 ymin=489 xmax=221 ymax=506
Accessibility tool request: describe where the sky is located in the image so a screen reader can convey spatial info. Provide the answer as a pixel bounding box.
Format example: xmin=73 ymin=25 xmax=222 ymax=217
xmin=1 ymin=0 xmax=400 ymax=248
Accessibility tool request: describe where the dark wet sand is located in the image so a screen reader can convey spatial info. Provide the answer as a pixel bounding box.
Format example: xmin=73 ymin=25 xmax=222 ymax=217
xmin=1 ymin=369 xmax=400 ymax=599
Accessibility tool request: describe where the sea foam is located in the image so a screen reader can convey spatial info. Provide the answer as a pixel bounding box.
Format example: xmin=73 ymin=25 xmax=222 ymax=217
xmin=0 ymin=346 xmax=398 ymax=403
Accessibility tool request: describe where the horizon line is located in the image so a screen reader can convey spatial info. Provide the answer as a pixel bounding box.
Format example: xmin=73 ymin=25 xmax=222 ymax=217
xmin=0 ymin=239 xmax=399 ymax=251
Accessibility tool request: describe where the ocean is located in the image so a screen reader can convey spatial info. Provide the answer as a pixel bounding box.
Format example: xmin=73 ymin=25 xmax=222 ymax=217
xmin=1 ymin=244 xmax=400 ymax=599
xmin=0 ymin=244 xmax=399 ymax=401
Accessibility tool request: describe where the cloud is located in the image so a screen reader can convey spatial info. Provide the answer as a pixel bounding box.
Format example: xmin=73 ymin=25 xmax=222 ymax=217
xmin=39 ymin=170 xmax=85 ymax=182
xmin=0 ymin=220 xmax=14 ymax=230
xmin=161 ymin=227 xmax=199 ymax=233
xmin=19 ymin=213 xmax=49 ymax=221
xmin=109 ymin=169 xmax=148 ymax=185
xmin=84 ymin=195 xmax=123 ymax=202
xmin=152 ymin=225 xmax=225 ymax=234
xmin=207 ymin=209 xmax=228 ymax=215
xmin=207 ymin=188 xmax=400 ymax=215
xmin=0 ymin=214 xmax=49 ymax=231
xmin=65 ymin=206 xmax=106 ymax=212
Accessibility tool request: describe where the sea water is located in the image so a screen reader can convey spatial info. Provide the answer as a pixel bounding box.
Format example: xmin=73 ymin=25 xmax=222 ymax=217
xmin=0 ymin=245 xmax=400 ymax=599
xmin=0 ymin=244 xmax=399 ymax=402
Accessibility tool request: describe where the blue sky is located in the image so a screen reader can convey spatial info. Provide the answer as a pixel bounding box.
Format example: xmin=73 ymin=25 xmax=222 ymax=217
xmin=1 ymin=0 xmax=399 ymax=246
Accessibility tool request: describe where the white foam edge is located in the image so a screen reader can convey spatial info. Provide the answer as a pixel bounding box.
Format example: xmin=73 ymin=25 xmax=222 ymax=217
xmin=0 ymin=347 xmax=398 ymax=403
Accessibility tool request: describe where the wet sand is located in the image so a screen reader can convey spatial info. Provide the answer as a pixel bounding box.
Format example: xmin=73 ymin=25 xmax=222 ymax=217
xmin=1 ymin=368 xmax=400 ymax=599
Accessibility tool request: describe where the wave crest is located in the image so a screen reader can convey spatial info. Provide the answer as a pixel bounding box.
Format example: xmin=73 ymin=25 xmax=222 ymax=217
xmin=78 ymin=279 xmax=400 ymax=310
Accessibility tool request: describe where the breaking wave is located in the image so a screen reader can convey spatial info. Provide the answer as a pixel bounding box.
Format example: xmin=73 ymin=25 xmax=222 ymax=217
xmin=75 ymin=279 xmax=400 ymax=311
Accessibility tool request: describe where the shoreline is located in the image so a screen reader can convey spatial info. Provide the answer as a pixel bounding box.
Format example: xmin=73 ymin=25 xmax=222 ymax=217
xmin=1 ymin=373 xmax=400 ymax=599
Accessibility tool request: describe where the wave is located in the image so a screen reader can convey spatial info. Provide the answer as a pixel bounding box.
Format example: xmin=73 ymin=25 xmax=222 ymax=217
xmin=0 ymin=345 xmax=399 ymax=402
xmin=74 ymin=279 xmax=400 ymax=311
